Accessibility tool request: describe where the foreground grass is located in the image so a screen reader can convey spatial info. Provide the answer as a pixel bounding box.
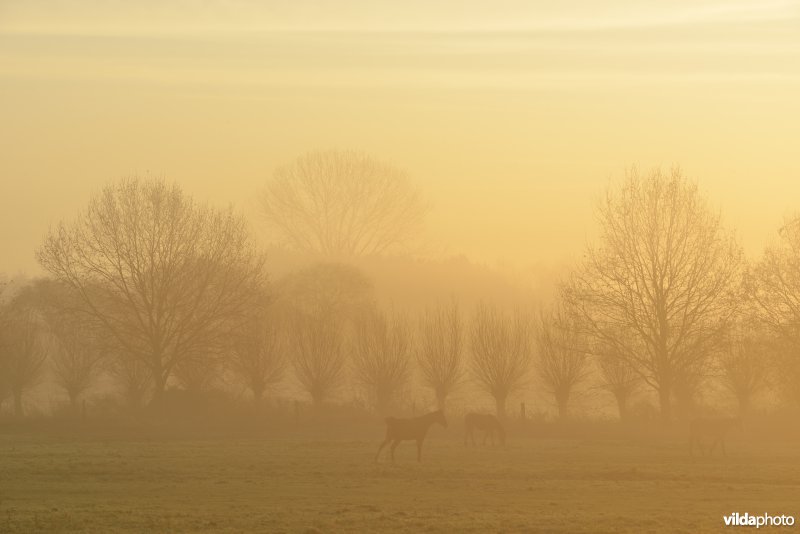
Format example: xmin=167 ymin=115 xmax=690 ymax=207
xmin=0 ymin=433 xmax=798 ymax=533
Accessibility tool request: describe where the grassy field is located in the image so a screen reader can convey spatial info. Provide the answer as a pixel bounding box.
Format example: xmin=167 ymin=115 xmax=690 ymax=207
xmin=1 ymin=430 xmax=798 ymax=533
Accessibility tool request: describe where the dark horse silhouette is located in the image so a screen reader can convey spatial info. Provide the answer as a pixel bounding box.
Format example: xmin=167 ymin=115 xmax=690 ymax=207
xmin=464 ymin=412 xmax=505 ymax=446
xmin=375 ymin=410 xmax=448 ymax=462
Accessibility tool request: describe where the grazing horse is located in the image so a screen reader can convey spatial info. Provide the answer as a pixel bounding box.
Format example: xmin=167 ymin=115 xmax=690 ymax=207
xmin=689 ymin=416 xmax=742 ymax=456
xmin=464 ymin=412 xmax=506 ymax=446
xmin=375 ymin=410 xmax=448 ymax=462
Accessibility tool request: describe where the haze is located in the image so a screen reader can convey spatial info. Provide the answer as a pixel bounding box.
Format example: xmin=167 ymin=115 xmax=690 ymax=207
xmin=2 ymin=0 xmax=799 ymax=275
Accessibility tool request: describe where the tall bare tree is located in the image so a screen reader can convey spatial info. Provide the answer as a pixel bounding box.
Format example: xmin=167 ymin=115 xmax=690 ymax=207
xmin=469 ymin=303 xmax=533 ymax=419
xmin=564 ymin=167 xmax=743 ymax=422
xmin=352 ymin=309 xmax=412 ymax=415
xmin=228 ymin=311 xmax=285 ymax=404
xmin=417 ymin=302 xmax=464 ymax=410
xmin=534 ymin=306 xmax=590 ymax=419
xmin=37 ymin=177 xmax=267 ymax=400
xmin=290 ymin=310 xmax=347 ymax=407
xmin=260 ymin=150 xmax=427 ymax=257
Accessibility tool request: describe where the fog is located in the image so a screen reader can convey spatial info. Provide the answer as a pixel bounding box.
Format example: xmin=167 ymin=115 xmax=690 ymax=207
xmin=1 ymin=2 xmax=800 ymax=532
xmin=2 ymin=0 xmax=800 ymax=276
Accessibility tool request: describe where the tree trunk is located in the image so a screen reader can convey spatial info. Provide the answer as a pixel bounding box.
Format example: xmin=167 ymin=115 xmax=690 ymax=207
xmin=311 ymin=389 xmax=324 ymax=409
xmin=13 ymin=389 xmax=23 ymax=418
xmin=494 ymin=393 xmax=508 ymax=420
xmin=252 ymin=384 xmax=265 ymax=406
xmin=375 ymin=392 xmax=391 ymax=416
xmin=737 ymin=394 xmax=750 ymax=417
xmin=151 ymin=371 xmax=167 ymax=403
xmin=556 ymin=397 xmax=569 ymax=420
xmin=435 ymin=389 xmax=447 ymax=411
xmin=614 ymin=391 xmax=629 ymax=421
xmin=658 ymin=387 xmax=672 ymax=423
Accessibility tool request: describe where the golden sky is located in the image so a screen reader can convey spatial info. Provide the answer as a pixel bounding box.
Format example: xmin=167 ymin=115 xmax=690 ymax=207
xmin=1 ymin=0 xmax=799 ymax=274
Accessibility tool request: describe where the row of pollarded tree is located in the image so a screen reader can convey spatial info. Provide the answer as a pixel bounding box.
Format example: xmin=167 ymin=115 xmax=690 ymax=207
xmin=2 ymin=154 xmax=799 ymax=422
xmin=0 ymin=261 xmax=582 ymax=420
xmin=256 ymin=150 xmax=797 ymax=422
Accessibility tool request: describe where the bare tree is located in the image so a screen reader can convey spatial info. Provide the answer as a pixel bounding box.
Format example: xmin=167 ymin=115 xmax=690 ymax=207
xmin=49 ymin=316 xmax=105 ymax=409
xmin=173 ymin=350 xmax=221 ymax=394
xmin=594 ymin=343 xmax=640 ymax=421
xmin=260 ymin=150 xmax=427 ymax=257
xmin=352 ymin=309 xmax=412 ymax=415
xmin=0 ymin=279 xmax=9 ymax=412
xmin=469 ymin=303 xmax=533 ymax=419
xmin=276 ymin=262 xmax=374 ymax=322
xmin=108 ymin=352 xmax=151 ymax=408
xmin=750 ymin=215 xmax=800 ymax=406
xmin=417 ymin=302 xmax=464 ymax=410
xmin=718 ymin=321 xmax=771 ymax=415
xmin=37 ymin=177 xmax=267 ymax=400
xmin=290 ymin=310 xmax=347 ymax=407
xmin=534 ymin=306 xmax=590 ymax=419
xmin=1 ymin=309 xmax=48 ymax=417
xmin=228 ymin=311 xmax=285 ymax=404
xmin=19 ymin=279 xmax=105 ymax=409
xmin=564 ymin=167 xmax=743 ymax=422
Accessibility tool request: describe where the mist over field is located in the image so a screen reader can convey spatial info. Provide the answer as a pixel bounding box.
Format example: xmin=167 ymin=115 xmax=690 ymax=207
xmin=1 ymin=1 xmax=800 ymax=532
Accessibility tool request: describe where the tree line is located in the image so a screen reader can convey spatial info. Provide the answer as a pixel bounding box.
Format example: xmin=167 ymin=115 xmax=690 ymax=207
xmin=1 ymin=152 xmax=799 ymax=423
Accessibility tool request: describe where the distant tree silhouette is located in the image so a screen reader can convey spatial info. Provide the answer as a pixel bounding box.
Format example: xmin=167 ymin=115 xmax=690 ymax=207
xmin=594 ymin=339 xmax=640 ymax=421
xmin=534 ymin=306 xmax=590 ymax=419
xmin=417 ymin=301 xmax=464 ymax=410
xmin=108 ymin=352 xmax=151 ymax=407
xmin=173 ymin=349 xmax=221 ymax=394
xmin=565 ymin=167 xmax=743 ymax=422
xmin=1 ymin=306 xmax=48 ymax=417
xmin=0 ymin=279 xmax=10 ymax=412
xmin=352 ymin=309 xmax=412 ymax=415
xmin=49 ymin=315 xmax=104 ymax=409
xmin=751 ymin=215 xmax=800 ymax=406
xmin=276 ymin=262 xmax=374 ymax=323
xmin=26 ymin=279 xmax=105 ymax=409
xmin=37 ymin=177 xmax=267 ymax=401
xmin=718 ymin=320 xmax=770 ymax=415
xmin=469 ymin=303 xmax=532 ymax=419
xmin=290 ymin=310 xmax=347 ymax=407
xmin=229 ymin=309 xmax=284 ymax=404
xmin=260 ymin=149 xmax=427 ymax=257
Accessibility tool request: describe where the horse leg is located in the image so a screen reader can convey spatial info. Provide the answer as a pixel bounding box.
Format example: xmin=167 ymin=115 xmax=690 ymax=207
xmin=390 ymin=440 xmax=400 ymax=463
xmin=375 ymin=438 xmax=391 ymax=462
xmin=416 ymin=439 xmax=423 ymax=462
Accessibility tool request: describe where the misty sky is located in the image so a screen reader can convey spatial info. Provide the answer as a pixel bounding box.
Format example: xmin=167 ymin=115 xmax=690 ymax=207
xmin=1 ymin=0 xmax=799 ymax=275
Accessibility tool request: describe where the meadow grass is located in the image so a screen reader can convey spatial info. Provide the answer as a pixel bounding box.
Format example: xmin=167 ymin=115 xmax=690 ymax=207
xmin=0 ymin=432 xmax=798 ymax=532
